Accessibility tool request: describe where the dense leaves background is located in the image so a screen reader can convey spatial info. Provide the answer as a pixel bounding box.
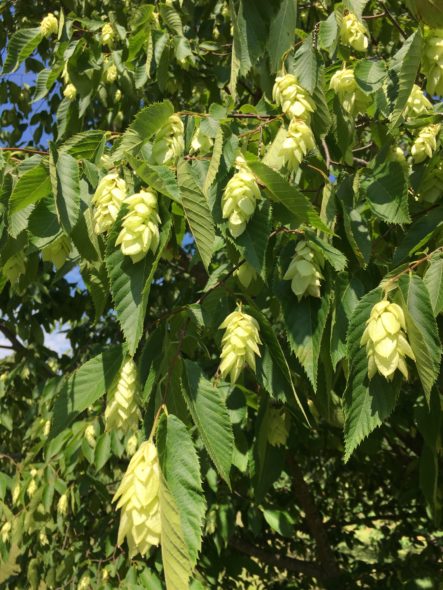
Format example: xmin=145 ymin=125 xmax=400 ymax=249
xmin=0 ymin=0 xmax=442 ymax=588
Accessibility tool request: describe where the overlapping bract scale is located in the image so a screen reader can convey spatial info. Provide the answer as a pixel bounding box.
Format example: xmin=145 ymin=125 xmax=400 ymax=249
xmin=283 ymin=241 xmax=324 ymax=299
xmin=222 ymin=156 xmax=260 ymax=238
xmin=105 ymin=358 xmax=141 ymax=433
xmin=92 ymin=172 xmax=127 ymax=234
xmin=422 ymin=28 xmax=443 ymax=96
xmin=219 ymin=310 xmax=262 ymax=383
xmin=411 ymin=124 xmax=440 ymax=163
xmin=279 ymin=118 xmax=316 ymax=171
xmin=152 ymin=114 xmax=184 ymax=165
xmin=272 ymin=74 xmax=315 ymax=122
xmin=340 ymin=12 xmax=369 ymax=52
xmin=329 ymin=68 xmax=371 ymax=116
xmin=113 ymin=440 xmax=161 ymax=557
xmin=360 ymin=301 xmax=415 ymax=380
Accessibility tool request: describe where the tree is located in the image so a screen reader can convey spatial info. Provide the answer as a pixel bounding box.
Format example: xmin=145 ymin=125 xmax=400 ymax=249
xmin=0 ymin=0 xmax=442 ymax=588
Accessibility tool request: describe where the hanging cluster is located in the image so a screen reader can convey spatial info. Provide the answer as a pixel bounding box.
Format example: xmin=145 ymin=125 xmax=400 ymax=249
xmin=329 ymin=68 xmax=370 ymax=116
xmin=272 ymin=74 xmax=315 ymax=121
xmin=360 ymin=301 xmax=415 ymax=380
xmin=340 ymin=12 xmax=369 ymax=52
xmin=105 ymin=62 xmax=118 ymax=84
xmin=63 ymin=84 xmax=77 ymax=101
xmin=40 ymin=13 xmax=58 ymax=37
xmin=101 ymin=23 xmax=115 ymax=46
xmin=222 ymin=156 xmax=260 ymax=238
xmin=3 ymin=252 xmax=26 ymax=284
xmin=279 ymin=118 xmax=316 ymax=171
xmin=113 ymin=440 xmax=161 ymax=557
xmin=152 ymin=114 xmax=184 ymax=165
xmin=422 ymin=28 xmax=443 ymax=96
xmin=411 ymin=124 xmax=440 ymax=163
xmin=404 ymin=84 xmax=432 ymax=119
xmin=284 ymin=241 xmax=324 ymax=299
xmin=92 ymin=172 xmax=127 ymax=234
xmin=105 ymin=358 xmax=141 ymax=433
xmin=115 ymin=189 xmax=161 ymax=263
xmin=219 ymin=309 xmax=262 ymax=383
xmin=42 ymin=235 xmax=71 ymax=270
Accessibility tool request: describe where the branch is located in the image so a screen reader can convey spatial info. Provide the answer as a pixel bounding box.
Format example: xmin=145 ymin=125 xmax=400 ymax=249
xmin=0 ymin=146 xmax=48 ymax=156
xmin=380 ymin=1 xmax=407 ymax=38
xmin=287 ymin=456 xmax=341 ymax=582
xmin=229 ymin=537 xmax=324 ymax=581
xmin=321 ymin=139 xmax=331 ymax=171
xmin=0 ymin=321 xmax=26 ymax=353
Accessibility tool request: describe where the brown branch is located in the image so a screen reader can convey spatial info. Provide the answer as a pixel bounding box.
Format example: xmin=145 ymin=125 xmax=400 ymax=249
xmin=287 ymin=457 xmax=341 ymax=582
xmin=0 ymin=321 xmax=26 ymax=353
xmin=321 ymin=139 xmax=331 ymax=171
xmin=229 ymin=537 xmax=325 ymax=581
xmin=384 ymin=247 xmax=443 ymax=286
xmin=0 ymin=147 xmax=48 ymax=156
xmin=380 ymin=1 xmax=406 ymax=38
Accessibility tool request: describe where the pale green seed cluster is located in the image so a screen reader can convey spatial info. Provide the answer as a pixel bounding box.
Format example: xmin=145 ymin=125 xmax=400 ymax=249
xmin=329 ymin=68 xmax=371 ymax=115
xmin=404 ymin=84 xmax=432 ymax=119
xmin=152 ymin=114 xmax=184 ymax=165
xmin=279 ymin=118 xmax=316 ymax=171
xmin=422 ymin=28 xmax=443 ymax=96
xmin=411 ymin=124 xmax=440 ymax=163
xmin=63 ymin=83 xmax=77 ymax=101
xmin=360 ymin=301 xmax=415 ymax=380
xmin=283 ymin=241 xmax=324 ymax=299
xmin=42 ymin=235 xmax=71 ymax=270
xmin=113 ymin=440 xmax=161 ymax=557
xmin=219 ymin=309 xmax=262 ymax=383
xmin=92 ymin=172 xmax=127 ymax=234
xmin=115 ymin=189 xmax=160 ymax=263
xmin=222 ymin=156 xmax=260 ymax=238
xmin=272 ymin=74 xmax=315 ymax=122
xmin=340 ymin=12 xmax=369 ymax=52
xmin=40 ymin=13 xmax=58 ymax=37
xmin=235 ymin=261 xmax=257 ymax=288
xmin=105 ymin=358 xmax=141 ymax=433
xmin=101 ymin=23 xmax=115 ymax=46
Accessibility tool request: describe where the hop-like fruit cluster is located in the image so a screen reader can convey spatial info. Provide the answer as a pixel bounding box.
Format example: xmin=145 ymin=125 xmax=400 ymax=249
xmin=113 ymin=440 xmax=161 ymax=557
xmin=267 ymin=408 xmax=290 ymax=447
xmin=340 ymin=12 xmax=369 ymax=52
xmin=92 ymin=172 xmax=127 ymax=234
xmin=235 ymin=261 xmax=257 ymax=288
xmin=152 ymin=114 xmax=184 ymax=165
xmin=63 ymin=83 xmax=77 ymax=101
xmin=279 ymin=118 xmax=316 ymax=171
xmin=329 ymin=68 xmax=371 ymax=115
xmin=1 ymin=522 xmax=11 ymax=543
xmin=219 ymin=309 xmax=262 ymax=383
xmin=411 ymin=124 xmax=440 ymax=163
xmin=40 ymin=13 xmax=58 ymax=37
xmin=42 ymin=235 xmax=71 ymax=269
xmin=101 ymin=23 xmax=115 ymax=46
xmin=222 ymin=156 xmax=260 ymax=238
xmin=283 ymin=241 xmax=324 ymax=299
xmin=115 ymin=189 xmax=160 ymax=263
xmin=84 ymin=424 xmax=97 ymax=447
xmin=57 ymin=493 xmax=68 ymax=516
xmin=404 ymin=84 xmax=432 ymax=119
xmin=3 ymin=252 xmax=26 ymax=284
xmin=105 ymin=358 xmax=141 ymax=433
xmin=190 ymin=127 xmax=213 ymax=154
xmin=422 ymin=28 xmax=443 ymax=96
xmin=105 ymin=63 xmax=118 ymax=84
xmin=361 ymin=300 xmax=415 ymax=380
xmin=272 ymin=74 xmax=315 ymax=122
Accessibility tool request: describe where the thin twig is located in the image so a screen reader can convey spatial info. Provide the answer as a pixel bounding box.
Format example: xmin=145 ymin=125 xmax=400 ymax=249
xmin=0 ymin=146 xmax=48 ymax=156
xmin=380 ymin=1 xmax=406 ymax=38
xmin=384 ymin=247 xmax=443 ymax=286
xmin=321 ymin=139 xmax=331 ymax=171
xmin=197 ymin=263 xmax=241 ymax=304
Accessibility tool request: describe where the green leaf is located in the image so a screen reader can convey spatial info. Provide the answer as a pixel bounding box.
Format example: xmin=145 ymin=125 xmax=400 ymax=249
xmin=388 ymin=30 xmax=423 ymax=129
xmin=128 ymin=155 xmax=181 ymax=203
xmin=177 ymin=161 xmax=215 ymax=271
xmin=337 ymin=177 xmax=372 ymax=266
xmin=277 ymin=281 xmax=331 ymax=390
xmin=51 ymin=346 xmax=123 ymax=436
xmin=159 ymin=474 xmax=192 ymax=590
xmin=113 ymin=100 xmax=174 ymax=161
xmin=232 ymin=200 xmax=271 ymax=275
xmin=157 ymin=414 xmax=206 ymax=567
xmin=246 ymin=159 xmax=329 ymax=233
xmin=423 ymin=255 xmax=443 ymax=316
xmin=229 ymin=0 xmax=252 ymax=77
xmin=2 ymin=27 xmax=42 ymax=74
xmin=304 ymin=230 xmax=347 ymax=271
xmin=203 ymin=127 xmax=223 ymax=196
xmin=344 ymin=0 xmax=369 ymax=19
xmin=393 ymin=205 xmax=443 ymax=265
xmin=318 ymin=12 xmax=338 ymax=53
xmin=344 ymin=288 xmax=402 ymax=461
xmin=291 ymin=34 xmax=319 ymax=94
xmin=354 ymin=59 xmax=388 ymax=94
xmin=54 ymin=152 xmax=81 ymax=233
xmin=95 ymin=432 xmax=112 ymax=470
xmin=9 ymin=164 xmax=51 ymax=215
xmin=28 ymin=196 xmax=61 ymax=249
xmin=267 ymin=0 xmax=297 ymax=73
xmin=182 ymin=360 xmax=234 ymax=487
xmin=360 ymin=160 xmax=410 ymax=224
xmin=106 ymin=213 xmax=172 ymax=356
xmin=61 ymin=130 xmax=106 ymax=161
xmin=397 ymin=274 xmax=441 ymax=402
xmin=159 ymin=4 xmax=183 ymax=34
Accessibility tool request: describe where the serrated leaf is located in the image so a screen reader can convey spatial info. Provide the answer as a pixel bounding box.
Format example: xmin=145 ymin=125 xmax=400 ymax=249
xmin=159 ymin=474 xmax=192 ymax=590
xmin=393 ymin=205 xmax=443 ymax=265
xmin=318 ymin=12 xmax=338 ymax=52
xmin=231 ymin=200 xmax=271 ymax=275
xmin=397 ymin=274 xmax=441 ymax=402
xmin=128 ymin=155 xmax=181 ymax=203
xmin=291 ymin=34 xmax=319 ymax=94
xmin=354 ymin=59 xmax=387 ymax=94
xmin=61 ymin=130 xmax=106 ymax=161
xmin=203 ymin=127 xmax=223 ymax=196
xmin=9 ymin=164 xmax=51 ymax=215
xmin=182 ymin=360 xmax=234 ymax=487
xmin=304 ymin=230 xmax=347 ymax=271
xmin=344 ymin=0 xmax=369 ymax=18
xmin=344 ymin=288 xmax=401 ymax=461
xmin=423 ymin=255 xmax=443 ymax=316
xmin=54 ymin=152 xmax=81 ymax=233
xmin=157 ymin=414 xmax=205 ymax=567
xmin=28 ymin=196 xmax=61 ymax=249
xmin=113 ymin=100 xmax=174 ymax=161
xmin=51 ymin=346 xmax=123 ymax=436
xmin=2 ymin=27 xmax=42 ymax=74
xmin=360 ymin=160 xmax=410 ymax=224
xmin=177 ymin=160 xmax=215 ymax=271
xmin=246 ymin=159 xmax=330 ymax=233
xmin=267 ymin=0 xmax=297 ymax=73
xmin=95 ymin=432 xmax=112 ymax=470
xmin=277 ymin=281 xmax=331 ymax=390
xmin=388 ymin=30 xmax=423 ymax=129
xmin=106 ymin=213 xmax=172 ymax=356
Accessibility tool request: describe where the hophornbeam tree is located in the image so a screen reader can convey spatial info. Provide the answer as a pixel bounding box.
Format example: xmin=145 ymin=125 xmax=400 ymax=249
xmin=0 ymin=0 xmax=442 ymax=588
